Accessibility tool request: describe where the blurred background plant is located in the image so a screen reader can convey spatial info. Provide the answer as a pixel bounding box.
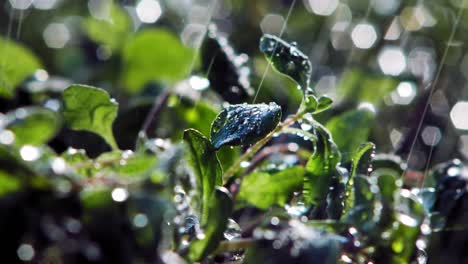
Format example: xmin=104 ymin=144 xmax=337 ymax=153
xmin=1 ymin=0 xmax=468 ymax=263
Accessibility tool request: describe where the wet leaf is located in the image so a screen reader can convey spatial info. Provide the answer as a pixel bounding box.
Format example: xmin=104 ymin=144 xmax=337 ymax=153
xmin=201 ymin=25 xmax=252 ymax=103
xmin=122 ymin=29 xmax=195 ymax=92
xmin=62 ymin=84 xmax=119 ymax=149
xmin=188 ymin=187 xmax=233 ymax=261
xmin=183 ymin=129 xmax=222 ymax=224
xmin=344 ymin=175 xmax=375 ymax=229
xmin=83 ymin=2 xmax=131 ymax=51
xmin=326 ymin=108 xmax=375 ymax=157
xmin=4 ymin=106 xmax=61 ymax=146
xmin=210 ymin=103 xmax=281 ymax=149
xmin=95 ymin=150 xmax=158 ymax=179
xmin=245 ymin=221 xmax=341 ymax=264
xmin=304 ymin=120 xmax=341 ymax=206
xmin=0 ymin=37 xmax=42 ymax=98
xmin=343 ymin=142 xmax=375 ymax=214
xmin=259 ymin=34 xmax=312 ymax=95
xmin=238 ymin=166 xmax=305 ymax=209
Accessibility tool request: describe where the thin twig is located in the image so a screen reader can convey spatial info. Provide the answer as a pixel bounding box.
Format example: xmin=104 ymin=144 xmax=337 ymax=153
xmin=140 ymin=90 xmax=171 ymax=139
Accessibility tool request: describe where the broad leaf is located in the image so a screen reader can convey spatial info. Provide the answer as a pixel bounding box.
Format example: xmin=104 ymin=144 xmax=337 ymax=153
xmin=304 ymin=119 xmax=341 ymax=206
xmin=326 ymin=108 xmax=375 ymax=157
xmin=183 ymin=129 xmax=222 ymax=224
xmin=62 ymin=84 xmax=118 ymax=149
xmin=83 ymin=2 xmax=131 ymax=51
xmin=238 ymin=166 xmax=305 ymax=209
xmin=188 ymin=187 xmax=233 ymax=261
xmin=0 ymin=37 xmax=42 ymax=98
xmin=122 ymin=29 xmax=195 ymax=92
xmin=210 ymin=103 xmax=281 ymax=149
xmin=4 ymin=107 xmax=60 ymax=146
xmin=95 ymin=150 xmax=158 ymax=179
xmin=337 ymin=67 xmax=398 ymax=105
xmin=259 ymin=34 xmax=312 ymax=95
xmin=201 ymin=25 xmax=253 ymax=103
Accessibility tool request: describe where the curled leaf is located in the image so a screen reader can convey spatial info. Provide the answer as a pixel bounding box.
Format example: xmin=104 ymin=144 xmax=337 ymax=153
xmin=304 ymin=119 xmax=341 ymax=207
xmin=210 ymin=103 xmax=281 ymax=149
xmin=260 ymin=34 xmax=312 ymax=95
xmin=183 ymin=129 xmax=222 ymax=224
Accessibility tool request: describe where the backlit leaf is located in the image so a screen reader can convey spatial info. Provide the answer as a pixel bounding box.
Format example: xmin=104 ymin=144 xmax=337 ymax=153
xmin=62 ymin=84 xmax=118 ymax=149
xmin=238 ymin=166 xmax=305 ymax=209
xmin=0 ymin=37 xmax=42 ymax=98
xmin=122 ymin=29 xmax=195 ymax=92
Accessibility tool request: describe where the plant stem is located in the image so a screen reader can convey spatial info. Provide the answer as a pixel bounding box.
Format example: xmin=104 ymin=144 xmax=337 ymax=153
xmin=140 ymin=90 xmax=171 ymax=139
xmin=222 ymin=110 xmax=306 ymax=182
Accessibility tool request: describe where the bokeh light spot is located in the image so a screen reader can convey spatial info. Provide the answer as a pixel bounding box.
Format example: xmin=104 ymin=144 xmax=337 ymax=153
xmin=43 ymin=23 xmax=70 ymax=49
xmin=260 ymin=14 xmax=285 ymax=35
xmin=450 ymin=101 xmax=468 ymax=130
xmin=351 ymin=23 xmax=377 ymax=49
xmin=306 ymin=0 xmax=339 ymax=16
xmin=378 ymin=47 xmax=406 ymax=76
xmin=136 ymin=0 xmax=162 ymax=23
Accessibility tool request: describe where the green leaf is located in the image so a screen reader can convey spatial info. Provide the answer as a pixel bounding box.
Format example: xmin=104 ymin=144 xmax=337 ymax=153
xmin=259 ymin=34 xmax=312 ymax=95
xmin=95 ymin=150 xmax=158 ymax=179
xmin=82 ymin=2 xmax=131 ymax=51
xmin=0 ymin=37 xmax=42 ymax=98
xmin=122 ymin=29 xmax=195 ymax=92
xmin=183 ymin=129 xmax=222 ymax=224
xmin=304 ymin=119 xmax=341 ymax=206
xmin=343 ymin=142 xmax=375 ymax=214
xmin=5 ymin=107 xmax=61 ymax=146
xmin=80 ymin=187 xmax=113 ymax=209
xmin=238 ymin=166 xmax=305 ymax=209
xmin=344 ymin=175 xmax=376 ymax=231
xmin=326 ymin=108 xmax=375 ymax=157
xmin=62 ymin=84 xmax=118 ymax=149
xmin=0 ymin=170 xmax=21 ymax=197
xmin=188 ymin=187 xmax=233 ymax=261
xmin=210 ymin=103 xmax=282 ymax=149
xmin=164 ymin=95 xmax=218 ymax=140
xmin=337 ymin=67 xmax=398 ymax=105
xmin=304 ymin=95 xmax=333 ymax=114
